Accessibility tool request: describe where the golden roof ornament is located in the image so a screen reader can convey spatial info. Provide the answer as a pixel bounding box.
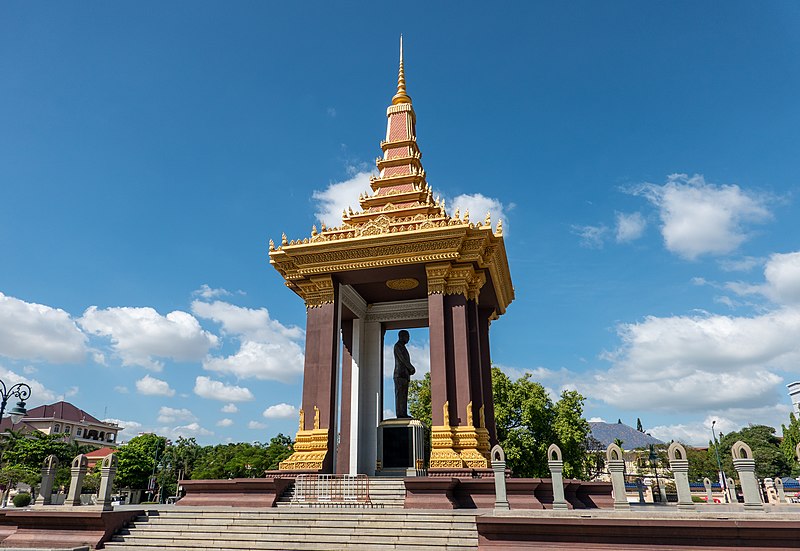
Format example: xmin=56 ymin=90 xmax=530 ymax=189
xmin=392 ymin=35 xmax=412 ymax=105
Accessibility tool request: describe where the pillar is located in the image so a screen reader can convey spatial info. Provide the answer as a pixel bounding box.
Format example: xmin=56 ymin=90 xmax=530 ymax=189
xmin=668 ymin=443 xmax=694 ymax=510
xmin=34 ymin=455 xmax=58 ymax=506
xmin=732 ymin=441 xmax=762 ymax=510
xmin=96 ymin=453 xmax=118 ymax=511
xmin=478 ymin=307 xmax=498 ymax=446
xmin=336 ymin=319 xmax=354 ymax=474
xmin=606 ymin=444 xmax=629 ymax=509
xmin=280 ymin=276 xmax=340 ymax=472
xmin=547 ymin=444 xmax=568 ymax=510
xmin=65 ymin=454 xmax=88 ymax=507
xmin=703 ymin=477 xmax=714 ymax=504
xmin=491 ymin=445 xmax=509 ymax=510
xmin=775 ymin=477 xmax=786 ymax=503
xmin=726 ymin=477 xmax=737 ymax=504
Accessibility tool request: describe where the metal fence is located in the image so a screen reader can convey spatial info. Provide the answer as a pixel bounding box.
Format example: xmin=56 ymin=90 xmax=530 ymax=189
xmin=291 ymin=474 xmax=371 ymax=506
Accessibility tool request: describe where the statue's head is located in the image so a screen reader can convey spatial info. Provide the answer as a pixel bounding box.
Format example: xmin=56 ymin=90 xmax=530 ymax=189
xmin=398 ymin=330 xmax=410 ymax=344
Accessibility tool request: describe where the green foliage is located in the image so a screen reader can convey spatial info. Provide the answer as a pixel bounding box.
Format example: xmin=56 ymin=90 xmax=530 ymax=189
xmin=686 ymin=443 xmax=719 ymax=482
xmin=12 ymin=492 xmax=32 ymax=507
xmin=408 ymin=373 xmax=432 ymax=432
xmin=115 ymin=433 xmax=167 ymax=489
xmin=1 ymin=432 xmax=73 ymax=469
xmin=718 ymin=425 xmax=790 ymax=479
xmin=553 ymin=390 xmax=590 ymax=479
xmin=780 ymin=412 xmax=800 ymax=476
xmin=191 ymin=437 xmax=293 ymax=480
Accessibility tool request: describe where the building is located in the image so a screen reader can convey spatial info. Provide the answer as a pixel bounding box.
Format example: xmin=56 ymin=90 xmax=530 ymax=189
xmin=0 ymin=401 xmax=122 ymax=448
xmin=787 ymin=382 xmax=800 ymax=415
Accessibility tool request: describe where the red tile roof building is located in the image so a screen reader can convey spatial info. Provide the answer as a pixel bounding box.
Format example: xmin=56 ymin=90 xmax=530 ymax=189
xmin=0 ymin=401 xmax=122 ymax=448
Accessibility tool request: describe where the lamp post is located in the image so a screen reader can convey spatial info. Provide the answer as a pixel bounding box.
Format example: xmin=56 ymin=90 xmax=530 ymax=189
xmin=710 ymin=420 xmax=729 ymax=503
xmin=0 ymin=380 xmax=31 ymax=425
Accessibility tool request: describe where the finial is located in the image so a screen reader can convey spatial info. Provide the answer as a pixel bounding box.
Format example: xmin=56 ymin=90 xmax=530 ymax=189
xmin=311 ymin=225 xmax=317 ymax=237
xmin=453 ymin=208 xmax=460 ymax=220
xmin=496 ymin=219 xmax=503 ymax=236
xmin=281 ymin=233 xmax=288 ymax=246
xmin=269 ymin=239 xmax=275 ymax=251
xmin=484 ymin=212 xmax=491 ymax=226
xmin=463 ymin=209 xmax=470 ymax=223
xmin=392 ymin=35 xmax=412 ymax=105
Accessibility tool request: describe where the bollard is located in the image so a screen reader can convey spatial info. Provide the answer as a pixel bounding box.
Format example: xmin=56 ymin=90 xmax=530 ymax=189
xmin=65 ymin=454 xmax=88 ymax=507
xmin=667 ymin=442 xmax=694 ymax=510
xmin=703 ymin=477 xmax=714 ymax=504
xmin=490 ymin=445 xmax=509 ymax=510
xmin=96 ymin=453 xmax=118 ymax=511
xmin=606 ymin=443 xmax=629 ymax=509
xmin=731 ymin=441 xmax=762 ymax=510
xmin=34 ymin=455 xmax=59 ymax=506
xmin=547 ymin=444 xmax=568 ymax=510
xmin=775 ymin=477 xmax=786 ymax=503
xmin=726 ymin=477 xmax=737 ymax=504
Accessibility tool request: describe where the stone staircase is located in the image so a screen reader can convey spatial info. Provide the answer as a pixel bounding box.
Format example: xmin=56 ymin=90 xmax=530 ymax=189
xmin=104 ymin=508 xmax=479 ymax=551
xmin=276 ymin=477 xmax=406 ymax=508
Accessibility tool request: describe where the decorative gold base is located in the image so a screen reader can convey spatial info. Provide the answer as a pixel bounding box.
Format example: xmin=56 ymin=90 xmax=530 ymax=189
xmin=429 ymin=425 xmax=464 ymax=469
xmin=279 ymin=428 xmax=329 ymax=471
xmin=430 ymin=423 xmax=490 ymax=469
xmin=454 ymin=425 xmax=489 ymax=469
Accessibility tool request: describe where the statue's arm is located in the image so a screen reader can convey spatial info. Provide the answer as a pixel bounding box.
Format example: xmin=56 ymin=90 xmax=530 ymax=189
xmin=396 ymin=346 xmax=415 ymax=375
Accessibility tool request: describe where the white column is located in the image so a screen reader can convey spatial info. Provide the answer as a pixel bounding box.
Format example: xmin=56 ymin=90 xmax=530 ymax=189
xmin=357 ymin=321 xmax=382 ymax=474
xmin=348 ymin=319 xmax=362 ymax=475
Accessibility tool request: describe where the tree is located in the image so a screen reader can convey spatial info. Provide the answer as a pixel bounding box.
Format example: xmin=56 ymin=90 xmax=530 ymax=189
xmin=685 ymin=443 xmax=719 ymax=482
xmin=265 ymin=434 xmax=293 ymax=471
xmin=636 ymin=418 xmax=644 ymax=433
xmin=718 ymin=425 xmax=789 ymax=479
xmin=553 ymin=390 xmax=590 ymax=478
xmin=115 ymin=433 xmax=167 ymax=490
xmin=1 ymin=432 xmax=73 ymax=470
xmin=780 ymin=413 xmax=800 ymax=477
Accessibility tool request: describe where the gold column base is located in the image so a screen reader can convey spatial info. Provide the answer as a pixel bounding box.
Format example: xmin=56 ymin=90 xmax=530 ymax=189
xmin=429 ymin=425 xmax=465 ymax=469
xmin=279 ymin=428 xmax=329 ymax=471
xmin=455 ymin=425 xmax=489 ymax=469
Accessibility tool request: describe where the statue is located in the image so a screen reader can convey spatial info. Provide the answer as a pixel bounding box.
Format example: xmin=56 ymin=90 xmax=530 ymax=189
xmin=393 ymin=330 xmax=416 ymax=418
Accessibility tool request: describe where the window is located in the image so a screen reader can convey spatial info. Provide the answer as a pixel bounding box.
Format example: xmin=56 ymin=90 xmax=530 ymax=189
xmin=108 ymin=433 xmax=116 ymax=442
xmin=76 ymin=428 xmax=83 ymax=437
xmin=64 ymin=425 xmax=71 ymax=434
xmin=53 ymin=423 xmax=61 ymax=433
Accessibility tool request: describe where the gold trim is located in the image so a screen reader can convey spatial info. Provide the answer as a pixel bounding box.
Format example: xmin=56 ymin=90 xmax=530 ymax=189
xmin=386 ymin=278 xmax=419 ymax=291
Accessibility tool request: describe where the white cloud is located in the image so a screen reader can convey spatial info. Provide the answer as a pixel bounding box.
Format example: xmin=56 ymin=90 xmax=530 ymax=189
xmin=450 ymin=193 xmax=512 ymax=233
xmin=248 ymin=420 xmax=267 ymax=430
xmin=0 ymin=292 xmax=87 ymax=363
xmin=588 ymin=417 xmax=606 ymax=423
xmin=763 ymin=252 xmax=800 ymax=305
xmin=192 ymin=301 xmax=304 ymax=382
xmin=193 ymin=376 xmax=254 ymax=402
xmin=718 ymin=256 xmax=763 ymax=273
xmin=159 ymin=422 xmax=213 ymax=439
xmin=114 ymin=385 xmax=129 ymax=394
xmin=157 ymin=406 xmax=196 ymax=424
xmin=63 ymin=386 xmax=79 ymax=398
xmin=313 ymin=170 xmax=373 ymax=228
xmin=572 ymin=224 xmax=608 ymax=248
xmin=0 ymin=366 xmax=57 ymax=402
xmin=79 ymin=306 xmax=218 ymax=370
xmin=192 ymin=284 xmax=232 ymax=300
xmin=22 ymin=366 xmax=37 ymax=375
xmin=135 ymin=375 xmax=176 ymax=397
xmin=104 ymin=418 xmax=142 ymax=433
xmin=630 ymin=174 xmax=771 ymax=259
xmin=614 ymin=212 xmax=646 ymax=243
xmin=216 ymin=418 xmax=234 ymax=427
xmin=221 ymin=403 xmax=238 ymax=414
xmin=263 ymin=403 xmax=298 ymax=419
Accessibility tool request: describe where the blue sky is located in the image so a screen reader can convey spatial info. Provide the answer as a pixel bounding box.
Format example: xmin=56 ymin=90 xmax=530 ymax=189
xmin=1 ymin=2 xmax=799 ymax=446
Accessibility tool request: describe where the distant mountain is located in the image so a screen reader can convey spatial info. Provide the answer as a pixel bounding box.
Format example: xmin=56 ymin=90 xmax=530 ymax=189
xmin=589 ymin=421 xmax=665 ymax=449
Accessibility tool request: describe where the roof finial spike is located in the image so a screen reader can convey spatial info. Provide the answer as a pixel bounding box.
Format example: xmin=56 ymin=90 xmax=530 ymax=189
xmin=392 ymin=35 xmax=412 ymax=105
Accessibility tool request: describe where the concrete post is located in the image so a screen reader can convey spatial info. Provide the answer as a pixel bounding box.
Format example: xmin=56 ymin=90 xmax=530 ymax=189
xmin=703 ymin=477 xmax=714 ymax=504
xmin=34 ymin=455 xmax=59 ymax=506
xmin=65 ymin=454 xmax=88 ymax=507
xmin=775 ymin=477 xmax=786 ymax=503
xmin=547 ymin=444 xmax=568 ymax=510
xmin=667 ymin=442 xmax=694 ymax=510
xmin=731 ymin=441 xmax=762 ymax=510
xmin=726 ymin=477 xmax=737 ymax=504
xmin=490 ymin=444 xmax=509 ymax=510
xmin=636 ymin=479 xmax=645 ymax=503
xmin=606 ymin=443 xmax=629 ymax=509
xmin=96 ymin=453 xmax=118 ymax=511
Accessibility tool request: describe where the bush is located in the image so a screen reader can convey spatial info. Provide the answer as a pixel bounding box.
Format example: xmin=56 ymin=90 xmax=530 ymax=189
xmin=12 ymin=493 xmax=32 ymax=508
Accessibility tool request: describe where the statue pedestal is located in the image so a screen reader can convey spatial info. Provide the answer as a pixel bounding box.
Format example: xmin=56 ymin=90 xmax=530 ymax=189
xmin=376 ymin=418 xmax=426 ymax=476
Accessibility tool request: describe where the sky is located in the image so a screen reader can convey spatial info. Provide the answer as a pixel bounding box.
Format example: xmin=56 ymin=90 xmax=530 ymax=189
xmin=1 ymin=2 xmax=799 ymax=448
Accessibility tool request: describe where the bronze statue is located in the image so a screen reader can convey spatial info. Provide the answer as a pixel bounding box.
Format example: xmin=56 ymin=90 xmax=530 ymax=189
xmin=393 ymin=330 xmax=416 ymax=418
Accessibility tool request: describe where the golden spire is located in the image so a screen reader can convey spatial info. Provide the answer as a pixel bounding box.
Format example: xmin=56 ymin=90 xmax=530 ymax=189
xmin=392 ymin=35 xmax=412 ymax=105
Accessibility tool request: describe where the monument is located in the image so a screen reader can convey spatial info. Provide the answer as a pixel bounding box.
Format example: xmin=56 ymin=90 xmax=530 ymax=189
xmin=270 ymin=38 xmax=514 ymax=474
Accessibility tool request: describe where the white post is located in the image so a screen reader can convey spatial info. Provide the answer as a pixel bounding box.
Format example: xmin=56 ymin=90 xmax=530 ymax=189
xmin=606 ymin=443 xmax=629 ymax=509
xmin=703 ymin=477 xmax=714 ymax=504
xmin=547 ymin=444 xmax=568 ymax=510
xmin=491 ymin=445 xmax=509 ymax=510
xmin=34 ymin=455 xmax=59 ymax=506
xmin=65 ymin=454 xmax=88 ymax=507
xmin=96 ymin=453 xmax=118 ymax=511
xmin=667 ymin=443 xmax=693 ymax=510
xmin=731 ymin=441 xmax=762 ymax=510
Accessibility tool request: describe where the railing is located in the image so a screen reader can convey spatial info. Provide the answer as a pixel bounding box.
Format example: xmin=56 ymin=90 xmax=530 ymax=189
xmin=291 ymin=474 xmax=371 ymax=507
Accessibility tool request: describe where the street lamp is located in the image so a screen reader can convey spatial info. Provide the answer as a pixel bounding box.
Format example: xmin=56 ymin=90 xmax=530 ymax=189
xmin=710 ymin=420 xmax=729 ymax=503
xmin=0 ymin=380 xmax=31 ymax=425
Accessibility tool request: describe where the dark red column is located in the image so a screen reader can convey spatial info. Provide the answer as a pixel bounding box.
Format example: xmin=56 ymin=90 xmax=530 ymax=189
xmin=446 ymin=293 xmax=471 ymax=426
xmin=478 ymin=307 xmax=498 ymax=445
xmin=429 ymin=292 xmax=448 ymax=426
xmin=467 ymin=298 xmax=484 ymax=423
